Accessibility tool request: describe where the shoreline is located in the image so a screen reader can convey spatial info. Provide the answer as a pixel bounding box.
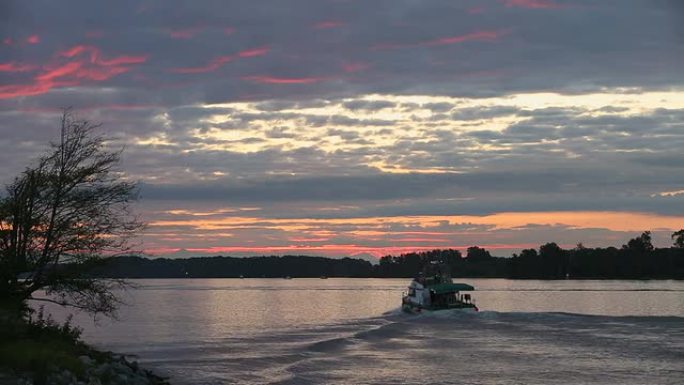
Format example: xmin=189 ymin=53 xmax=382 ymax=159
xmin=4 ymin=349 xmax=169 ymax=385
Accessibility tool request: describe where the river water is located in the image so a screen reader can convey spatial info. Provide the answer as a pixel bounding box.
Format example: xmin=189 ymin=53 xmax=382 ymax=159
xmin=49 ymin=279 xmax=684 ymax=384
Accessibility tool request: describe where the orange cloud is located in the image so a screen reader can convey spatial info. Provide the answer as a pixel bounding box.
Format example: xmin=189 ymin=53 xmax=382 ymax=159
xmin=149 ymin=211 xmax=684 ymax=234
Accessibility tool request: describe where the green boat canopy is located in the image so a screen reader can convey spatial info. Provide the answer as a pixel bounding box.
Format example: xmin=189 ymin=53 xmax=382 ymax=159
xmin=429 ymin=283 xmax=474 ymax=294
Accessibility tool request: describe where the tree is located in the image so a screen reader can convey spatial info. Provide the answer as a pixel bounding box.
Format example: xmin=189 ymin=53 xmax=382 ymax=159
xmin=623 ymin=231 xmax=654 ymax=253
xmin=539 ymin=242 xmax=563 ymax=258
xmin=466 ymin=246 xmax=491 ymax=260
xmin=672 ymin=229 xmax=684 ymax=248
xmin=0 ymin=110 xmax=142 ymax=316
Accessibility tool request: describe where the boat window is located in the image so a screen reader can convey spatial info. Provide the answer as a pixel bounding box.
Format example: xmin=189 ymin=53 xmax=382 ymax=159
xmin=408 ymin=288 xmax=415 ymax=296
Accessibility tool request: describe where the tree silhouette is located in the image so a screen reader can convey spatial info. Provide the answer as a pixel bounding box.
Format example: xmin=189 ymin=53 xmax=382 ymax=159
xmin=0 ymin=110 xmax=142 ymax=316
xmin=672 ymin=229 xmax=684 ymax=248
xmin=466 ymin=246 xmax=492 ymax=260
xmin=623 ymin=231 xmax=654 ymax=253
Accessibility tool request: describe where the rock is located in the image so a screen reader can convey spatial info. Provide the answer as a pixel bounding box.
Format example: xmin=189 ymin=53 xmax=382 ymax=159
xmin=113 ymin=361 xmax=133 ymax=375
xmin=132 ymin=376 xmax=150 ymax=385
xmin=93 ymin=363 xmax=110 ymax=377
xmin=79 ymin=356 xmax=93 ymax=366
xmin=114 ymin=373 xmax=129 ymax=385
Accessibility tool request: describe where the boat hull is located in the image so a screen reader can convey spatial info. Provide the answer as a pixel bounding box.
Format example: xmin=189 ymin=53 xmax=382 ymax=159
xmin=401 ymin=302 xmax=478 ymax=314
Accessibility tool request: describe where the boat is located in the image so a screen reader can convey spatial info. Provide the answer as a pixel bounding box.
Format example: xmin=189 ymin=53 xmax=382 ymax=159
xmin=401 ymin=264 xmax=478 ymax=313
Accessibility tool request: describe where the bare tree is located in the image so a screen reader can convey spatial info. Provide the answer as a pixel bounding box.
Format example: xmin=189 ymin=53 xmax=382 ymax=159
xmin=0 ymin=109 xmax=142 ymax=316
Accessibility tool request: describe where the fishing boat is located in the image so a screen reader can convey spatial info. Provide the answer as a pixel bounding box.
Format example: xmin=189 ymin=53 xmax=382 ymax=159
xmin=401 ymin=264 xmax=478 ymax=313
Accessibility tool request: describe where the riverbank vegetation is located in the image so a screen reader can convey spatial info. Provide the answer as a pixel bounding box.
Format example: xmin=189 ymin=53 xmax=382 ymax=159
xmin=92 ymin=231 xmax=684 ymax=279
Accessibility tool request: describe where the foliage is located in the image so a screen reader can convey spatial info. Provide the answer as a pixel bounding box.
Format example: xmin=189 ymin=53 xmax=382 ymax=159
xmin=27 ymin=306 xmax=83 ymax=343
xmin=622 ymin=231 xmax=654 ymax=253
xmin=0 ymin=109 xmax=141 ymax=316
xmin=672 ymin=229 xmax=684 ymax=248
xmin=0 ymin=307 xmax=87 ymax=383
xmin=466 ymin=246 xmax=492 ymax=260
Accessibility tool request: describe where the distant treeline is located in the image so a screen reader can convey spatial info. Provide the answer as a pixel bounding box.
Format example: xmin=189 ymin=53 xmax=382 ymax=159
xmin=93 ymin=231 xmax=684 ymax=279
xmin=91 ymin=255 xmax=373 ymax=278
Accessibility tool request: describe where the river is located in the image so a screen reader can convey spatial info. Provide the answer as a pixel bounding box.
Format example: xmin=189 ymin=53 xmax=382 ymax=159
xmin=46 ymin=279 xmax=684 ymax=384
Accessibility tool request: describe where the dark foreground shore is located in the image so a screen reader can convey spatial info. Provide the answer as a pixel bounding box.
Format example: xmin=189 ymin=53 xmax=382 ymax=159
xmin=0 ymin=309 xmax=169 ymax=385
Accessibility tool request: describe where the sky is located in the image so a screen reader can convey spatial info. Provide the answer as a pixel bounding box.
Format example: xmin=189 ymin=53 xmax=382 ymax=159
xmin=1 ymin=0 xmax=683 ymax=259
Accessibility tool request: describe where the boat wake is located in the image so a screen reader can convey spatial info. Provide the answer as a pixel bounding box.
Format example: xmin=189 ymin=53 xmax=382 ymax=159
xmin=136 ymin=310 xmax=684 ymax=385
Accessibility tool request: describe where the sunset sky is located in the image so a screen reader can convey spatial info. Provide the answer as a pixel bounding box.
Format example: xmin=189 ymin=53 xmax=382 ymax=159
xmin=1 ymin=0 xmax=683 ymax=258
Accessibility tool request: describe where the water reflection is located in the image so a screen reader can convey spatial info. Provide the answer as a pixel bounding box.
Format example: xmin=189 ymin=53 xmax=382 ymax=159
xmin=39 ymin=278 xmax=684 ymax=349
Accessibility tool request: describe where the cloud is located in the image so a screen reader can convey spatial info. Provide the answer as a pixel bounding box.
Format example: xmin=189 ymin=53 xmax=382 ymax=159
xmin=25 ymin=34 xmax=40 ymax=44
xmin=1 ymin=0 xmax=683 ymax=256
xmin=242 ymin=75 xmax=328 ymax=84
xmin=313 ymin=21 xmax=345 ymax=30
xmin=372 ymin=30 xmax=506 ymax=50
xmin=501 ymin=0 xmax=564 ymax=9
xmin=0 ymin=62 xmax=37 ymax=72
xmin=168 ymin=26 xmax=205 ymax=39
xmin=1 ymin=44 xmax=146 ymax=99
xmin=170 ymin=55 xmax=233 ymax=74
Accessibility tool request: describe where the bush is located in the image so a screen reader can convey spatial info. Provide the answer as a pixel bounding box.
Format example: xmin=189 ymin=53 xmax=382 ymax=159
xmin=0 ymin=306 xmax=86 ymax=384
xmin=27 ymin=306 xmax=83 ymax=343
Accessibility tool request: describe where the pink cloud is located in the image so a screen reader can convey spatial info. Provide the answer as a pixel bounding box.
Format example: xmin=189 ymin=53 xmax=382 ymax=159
xmin=341 ymin=62 xmax=369 ymax=73
xmin=242 ymin=75 xmax=327 ymax=84
xmin=425 ymin=30 xmax=504 ymax=46
xmin=169 ymin=26 xmax=205 ymax=39
xmin=143 ymin=243 xmax=548 ymax=259
xmin=36 ymin=62 xmax=83 ymax=81
xmin=237 ymin=46 xmax=270 ymax=58
xmin=26 ymin=35 xmax=40 ymax=44
xmin=372 ymin=29 xmax=506 ymax=50
xmin=3 ymin=37 xmax=12 ymax=46
xmin=0 ymin=45 xmax=147 ymax=99
xmin=395 ymin=238 xmax=452 ymax=243
xmin=97 ymin=55 xmax=148 ymax=66
xmin=224 ymin=27 xmax=236 ymax=36
xmin=170 ymin=47 xmax=267 ymax=74
xmin=502 ymin=0 xmax=563 ymax=9
xmin=0 ymin=62 xmax=38 ymax=72
xmin=59 ymin=45 xmax=147 ymax=66
xmin=0 ymin=80 xmax=75 ymax=99
xmin=468 ymin=6 xmax=485 ymax=14
xmin=170 ymin=55 xmax=233 ymax=73
xmin=313 ymin=21 xmax=345 ymax=29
